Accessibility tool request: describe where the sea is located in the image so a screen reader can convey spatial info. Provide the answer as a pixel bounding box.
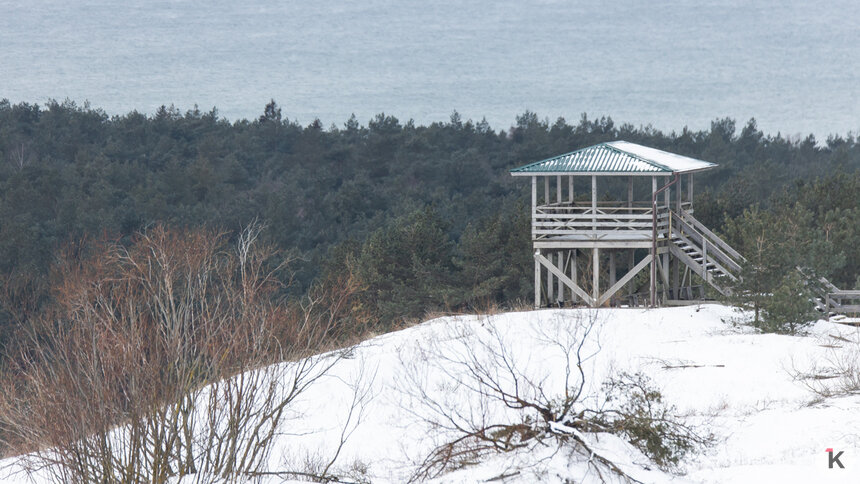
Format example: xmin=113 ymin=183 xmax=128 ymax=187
xmin=1 ymin=0 xmax=858 ymax=138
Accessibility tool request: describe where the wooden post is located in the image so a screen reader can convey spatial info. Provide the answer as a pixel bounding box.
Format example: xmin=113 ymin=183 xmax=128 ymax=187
xmin=593 ymin=248 xmax=600 ymax=305
xmin=547 ymin=250 xmax=554 ymax=303
xmin=628 ymin=177 xmax=634 ymax=302
xmin=591 ymin=175 xmax=597 ymax=233
xmin=533 ymin=177 xmax=539 ymax=308
xmin=628 ymin=176 xmax=633 ymax=213
xmin=544 ymin=176 xmax=550 ymax=205
xmin=556 ymin=176 xmax=562 ymax=204
xmin=534 ymin=249 xmax=541 ymax=308
xmin=673 ymin=177 xmax=681 ymax=299
xmin=544 ymin=176 xmax=553 ymax=303
xmin=650 ymin=176 xmax=657 ymax=307
xmin=688 ymin=173 xmax=694 ymax=209
xmin=609 ymin=250 xmax=616 ymax=306
xmin=557 ymin=252 xmax=563 ymax=305
xmin=569 ymin=175 xmax=576 ymax=303
xmin=628 ymin=250 xmax=635 ymax=301
xmin=672 ymin=254 xmax=680 ymax=300
xmin=531 ymin=177 xmax=536 ymax=236
xmin=556 ymin=179 xmax=563 ymax=305
xmin=663 ymin=183 xmax=670 ymax=302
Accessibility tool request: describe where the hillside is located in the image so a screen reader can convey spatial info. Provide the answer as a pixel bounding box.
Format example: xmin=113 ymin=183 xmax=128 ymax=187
xmin=4 ymin=305 xmax=860 ymax=483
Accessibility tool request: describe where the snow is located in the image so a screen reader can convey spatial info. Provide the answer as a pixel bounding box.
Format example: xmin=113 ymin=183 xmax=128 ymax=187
xmin=607 ymin=141 xmax=717 ymax=173
xmin=4 ymin=305 xmax=860 ymax=483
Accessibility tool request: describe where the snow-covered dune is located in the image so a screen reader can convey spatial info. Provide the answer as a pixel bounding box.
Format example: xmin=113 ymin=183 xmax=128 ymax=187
xmin=5 ymin=305 xmax=860 ymax=483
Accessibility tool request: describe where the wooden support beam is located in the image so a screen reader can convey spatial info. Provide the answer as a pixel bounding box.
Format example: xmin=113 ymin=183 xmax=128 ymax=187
xmin=609 ymin=250 xmax=616 ymax=305
xmin=555 ymin=177 xmax=563 ymax=305
xmin=661 ymin=179 xmax=671 ymax=302
xmin=568 ymin=176 xmax=574 ymax=203
xmin=534 ymin=240 xmax=655 ymax=249
xmin=571 ymin=249 xmax=578 ymax=303
xmin=545 ymin=176 xmax=550 ymax=205
xmin=672 ymin=175 xmax=681 ymax=298
xmin=597 ymin=254 xmax=653 ymax=306
xmin=650 ymin=176 xmax=657 ymax=307
xmin=535 ymin=252 xmax=594 ymax=306
xmin=556 ymin=175 xmax=562 ymax=203
xmin=657 ymin=253 xmax=670 ymax=302
xmin=688 ymin=173 xmax=694 ymax=208
xmin=593 ymin=247 xmax=600 ymax=303
xmin=547 ymin=250 xmax=554 ymax=303
xmin=628 ymin=249 xmax=635 ymax=298
xmin=591 ymin=175 xmax=597 ymax=233
xmin=557 ymin=252 xmax=563 ymax=305
xmin=531 ymin=177 xmax=537 ymax=240
xmin=627 ymin=177 xmax=634 ymax=215
xmin=663 ymin=249 xmax=670 ymax=300
xmin=673 ymin=252 xmax=680 ymax=300
xmin=534 ymin=249 xmax=541 ymax=308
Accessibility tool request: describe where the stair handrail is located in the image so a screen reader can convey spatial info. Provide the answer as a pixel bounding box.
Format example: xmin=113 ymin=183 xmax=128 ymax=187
xmin=671 ymin=212 xmax=742 ymax=275
xmin=671 ymin=228 xmax=738 ymax=282
xmin=678 ymin=210 xmax=746 ymax=263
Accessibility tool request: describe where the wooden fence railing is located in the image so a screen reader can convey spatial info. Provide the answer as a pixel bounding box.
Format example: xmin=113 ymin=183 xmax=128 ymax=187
xmin=826 ymin=290 xmax=860 ymax=320
xmin=532 ymin=203 xmax=669 ymax=239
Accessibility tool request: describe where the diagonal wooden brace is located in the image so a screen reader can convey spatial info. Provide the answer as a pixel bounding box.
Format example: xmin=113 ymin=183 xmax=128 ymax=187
xmin=597 ymin=254 xmax=653 ymax=307
xmin=535 ymin=252 xmax=595 ymax=306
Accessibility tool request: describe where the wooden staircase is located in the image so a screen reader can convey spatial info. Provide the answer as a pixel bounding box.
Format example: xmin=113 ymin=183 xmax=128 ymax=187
xmin=806 ymin=273 xmax=860 ymax=323
xmin=666 ymin=210 xmax=745 ymax=298
xmin=665 ymin=220 xmax=859 ymax=321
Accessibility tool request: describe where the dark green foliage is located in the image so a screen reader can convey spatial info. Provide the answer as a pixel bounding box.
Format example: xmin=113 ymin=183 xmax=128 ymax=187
xmin=600 ymin=372 xmax=711 ymax=470
xmin=1 ymin=98 xmax=860 ymax=334
xmin=723 ymin=204 xmax=843 ymax=333
xmin=352 ymin=208 xmax=461 ymax=328
xmin=457 ymin=202 xmax=532 ymax=307
xmin=762 ymin=271 xmax=820 ymax=334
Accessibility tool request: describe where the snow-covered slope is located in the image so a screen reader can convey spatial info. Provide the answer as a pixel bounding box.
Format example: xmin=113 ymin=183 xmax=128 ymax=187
xmin=5 ymin=305 xmax=860 ymax=483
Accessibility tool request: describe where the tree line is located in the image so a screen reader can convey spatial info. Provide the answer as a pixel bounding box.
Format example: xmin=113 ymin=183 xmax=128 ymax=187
xmin=1 ymin=99 xmax=859 ymax=336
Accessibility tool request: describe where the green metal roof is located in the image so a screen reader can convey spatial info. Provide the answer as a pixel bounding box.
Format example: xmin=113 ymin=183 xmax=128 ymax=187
xmin=510 ymin=141 xmax=717 ymax=176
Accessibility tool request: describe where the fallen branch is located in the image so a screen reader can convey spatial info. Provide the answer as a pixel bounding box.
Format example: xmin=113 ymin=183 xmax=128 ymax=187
xmin=661 ymin=364 xmax=725 ymax=370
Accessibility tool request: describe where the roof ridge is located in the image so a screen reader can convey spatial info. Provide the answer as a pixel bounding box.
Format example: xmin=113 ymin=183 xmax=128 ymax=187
xmin=509 ymin=144 xmax=597 ymax=172
xmin=603 ymin=141 xmax=673 ymax=172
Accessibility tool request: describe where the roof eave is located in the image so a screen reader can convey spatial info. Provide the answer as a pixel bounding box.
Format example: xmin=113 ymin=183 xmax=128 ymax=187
xmin=509 ymin=166 xmax=716 ymax=177
xmin=673 ymin=165 xmax=717 ymax=175
xmin=510 ymin=171 xmax=673 ymax=177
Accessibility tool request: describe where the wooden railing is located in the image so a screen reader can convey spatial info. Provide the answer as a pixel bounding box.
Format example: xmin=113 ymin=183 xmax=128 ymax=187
xmin=670 ymin=210 xmax=744 ymax=276
xmin=532 ymin=203 xmax=669 ymax=240
xmin=826 ymin=290 xmax=860 ymax=320
xmin=677 ymin=210 xmax=745 ymax=262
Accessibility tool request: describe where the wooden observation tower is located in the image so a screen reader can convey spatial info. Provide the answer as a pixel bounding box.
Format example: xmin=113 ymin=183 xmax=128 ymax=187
xmin=510 ymin=141 xmax=745 ymax=308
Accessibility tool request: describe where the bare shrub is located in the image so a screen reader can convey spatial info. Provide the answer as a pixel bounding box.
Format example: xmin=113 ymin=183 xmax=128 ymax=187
xmin=0 ymin=224 xmax=362 ymax=483
xmin=397 ymin=312 xmax=710 ymax=482
xmin=791 ymin=330 xmax=860 ymax=398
